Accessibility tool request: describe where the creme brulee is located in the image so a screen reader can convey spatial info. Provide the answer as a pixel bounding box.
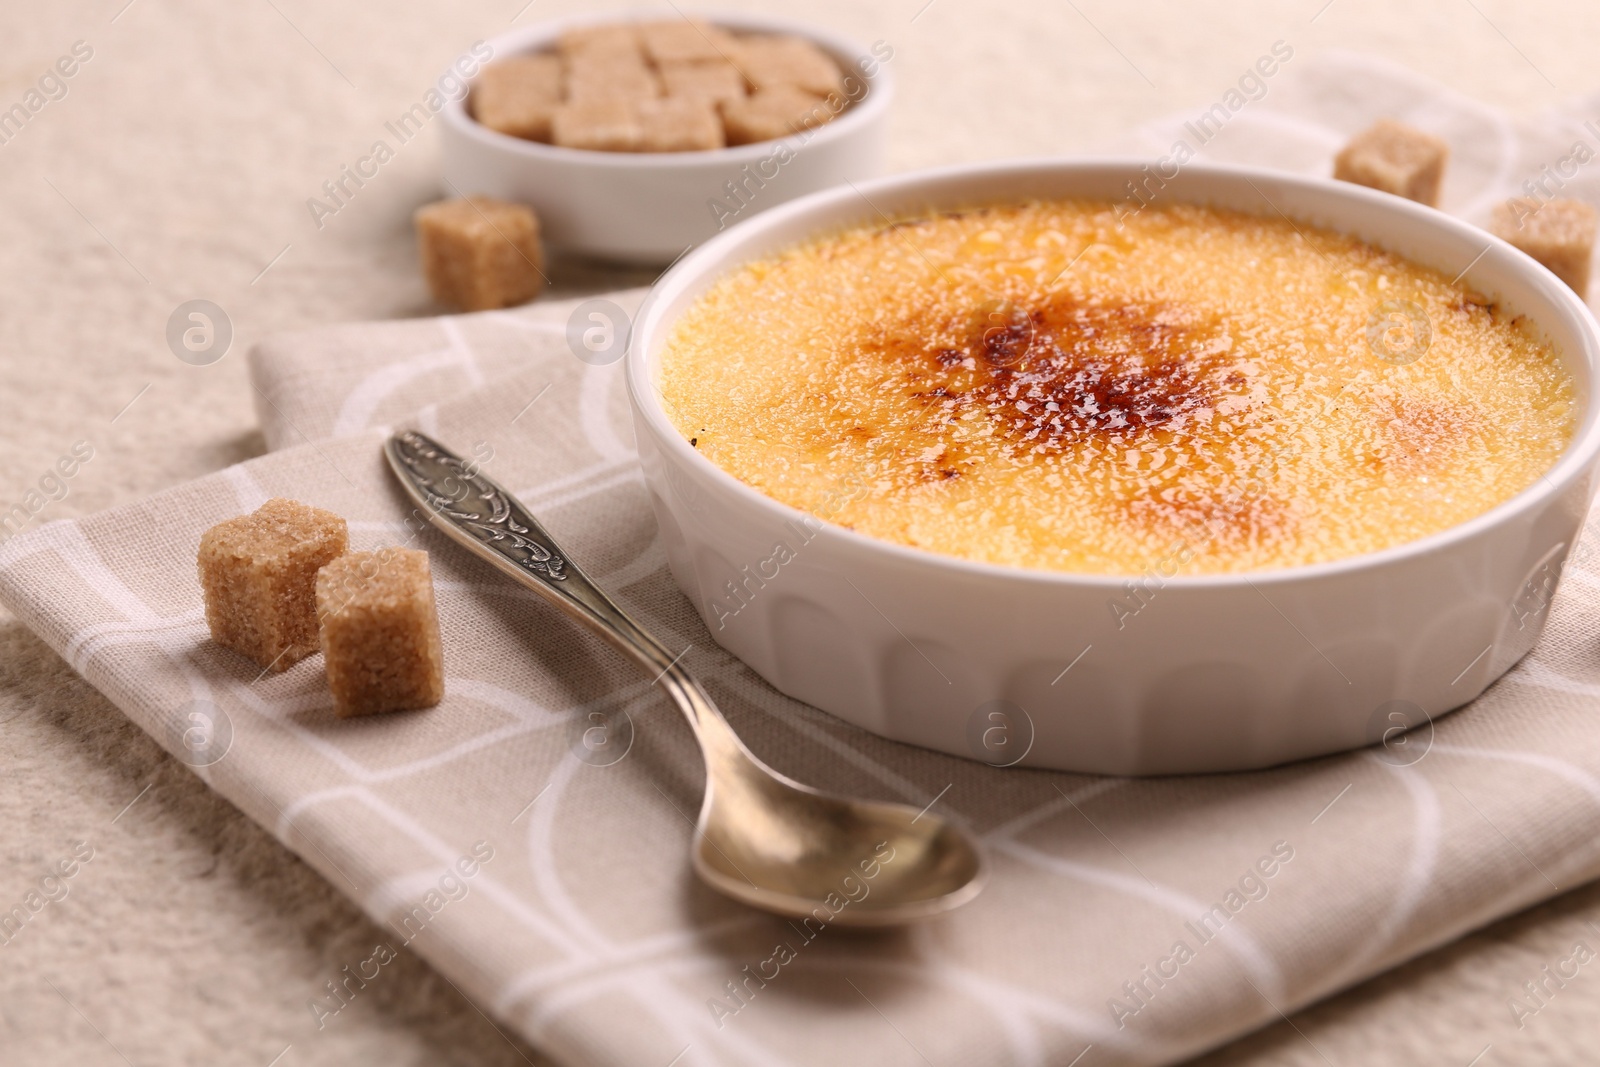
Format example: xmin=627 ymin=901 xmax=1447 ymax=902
xmin=657 ymin=201 xmax=1577 ymax=575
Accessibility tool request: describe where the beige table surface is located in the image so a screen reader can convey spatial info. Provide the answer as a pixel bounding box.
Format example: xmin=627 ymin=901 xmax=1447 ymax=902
xmin=4 ymin=1 xmax=1600 ymax=1064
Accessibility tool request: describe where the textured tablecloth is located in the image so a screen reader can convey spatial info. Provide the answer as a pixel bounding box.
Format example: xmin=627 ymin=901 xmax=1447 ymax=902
xmin=6 ymin=49 xmax=1600 ymax=1065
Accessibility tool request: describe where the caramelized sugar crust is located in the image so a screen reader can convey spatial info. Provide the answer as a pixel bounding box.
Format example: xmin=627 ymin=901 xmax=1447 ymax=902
xmin=658 ymin=201 xmax=1578 ymax=575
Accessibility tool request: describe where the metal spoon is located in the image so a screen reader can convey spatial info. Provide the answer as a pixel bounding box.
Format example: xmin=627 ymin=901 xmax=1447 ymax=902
xmin=385 ymin=431 xmax=986 ymax=926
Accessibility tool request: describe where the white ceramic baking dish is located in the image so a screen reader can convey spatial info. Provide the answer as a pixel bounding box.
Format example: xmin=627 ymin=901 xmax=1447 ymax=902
xmin=438 ymin=10 xmax=893 ymax=264
xmin=626 ymin=160 xmax=1600 ymax=775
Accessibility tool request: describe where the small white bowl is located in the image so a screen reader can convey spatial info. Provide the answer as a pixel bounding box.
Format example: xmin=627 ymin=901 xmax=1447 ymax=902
xmin=626 ymin=160 xmax=1600 ymax=775
xmin=438 ymin=10 xmax=893 ymax=265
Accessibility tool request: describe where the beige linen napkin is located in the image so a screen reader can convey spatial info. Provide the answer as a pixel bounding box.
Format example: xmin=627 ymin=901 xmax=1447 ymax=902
xmin=7 ymin=52 xmax=1600 ymax=1066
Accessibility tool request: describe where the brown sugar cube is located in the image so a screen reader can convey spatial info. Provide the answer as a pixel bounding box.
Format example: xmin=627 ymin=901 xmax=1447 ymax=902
xmin=732 ymin=35 xmax=845 ymax=98
xmin=1491 ymin=197 xmax=1598 ymax=297
xmin=551 ymin=99 xmax=643 ymax=151
xmin=640 ymin=20 xmax=739 ymax=65
xmin=471 ymin=55 xmax=563 ymax=142
xmin=1333 ymin=119 xmax=1449 ymax=207
xmin=639 ymin=97 xmax=724 ymax=152
xmin=565 ymin=52 xmax=661 ymax=104
xmin=414 ymin=197 xmax=545 ymax=312
xmin=559 ymin=23 xmax=642 ymax=61
xmin=198 ymin=498 xmax=348 ymax=673
xmin=720 ymin=87 xmax=835 ymax=146
xmin=315 ymin=548 xmax=444 ymax=718
xmin=659 ymin=60 xmax=746 ymax=107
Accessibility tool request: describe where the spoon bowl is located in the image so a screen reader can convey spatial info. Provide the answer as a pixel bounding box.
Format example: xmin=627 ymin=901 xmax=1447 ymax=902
xmin=693 ymin=748 xmax=986 ymax=926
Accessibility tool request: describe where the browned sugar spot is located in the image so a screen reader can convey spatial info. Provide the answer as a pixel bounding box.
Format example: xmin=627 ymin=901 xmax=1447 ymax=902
xmin=872 ymin=290 xmax=1242 ymax=453
xmin=1122 ymin=483 xmax=1293 ymax=558
xmin=1369 ymin=394 xmax=1475 ymax=474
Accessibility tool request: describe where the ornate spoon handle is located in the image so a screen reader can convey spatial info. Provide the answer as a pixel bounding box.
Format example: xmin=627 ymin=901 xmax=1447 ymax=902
xmin=383 ymin=431 xmax=732 ymax=750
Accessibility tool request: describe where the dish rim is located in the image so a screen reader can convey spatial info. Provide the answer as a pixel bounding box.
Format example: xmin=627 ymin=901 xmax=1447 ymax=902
xmin=625 ymin=157 xmax=1600 ymax=590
